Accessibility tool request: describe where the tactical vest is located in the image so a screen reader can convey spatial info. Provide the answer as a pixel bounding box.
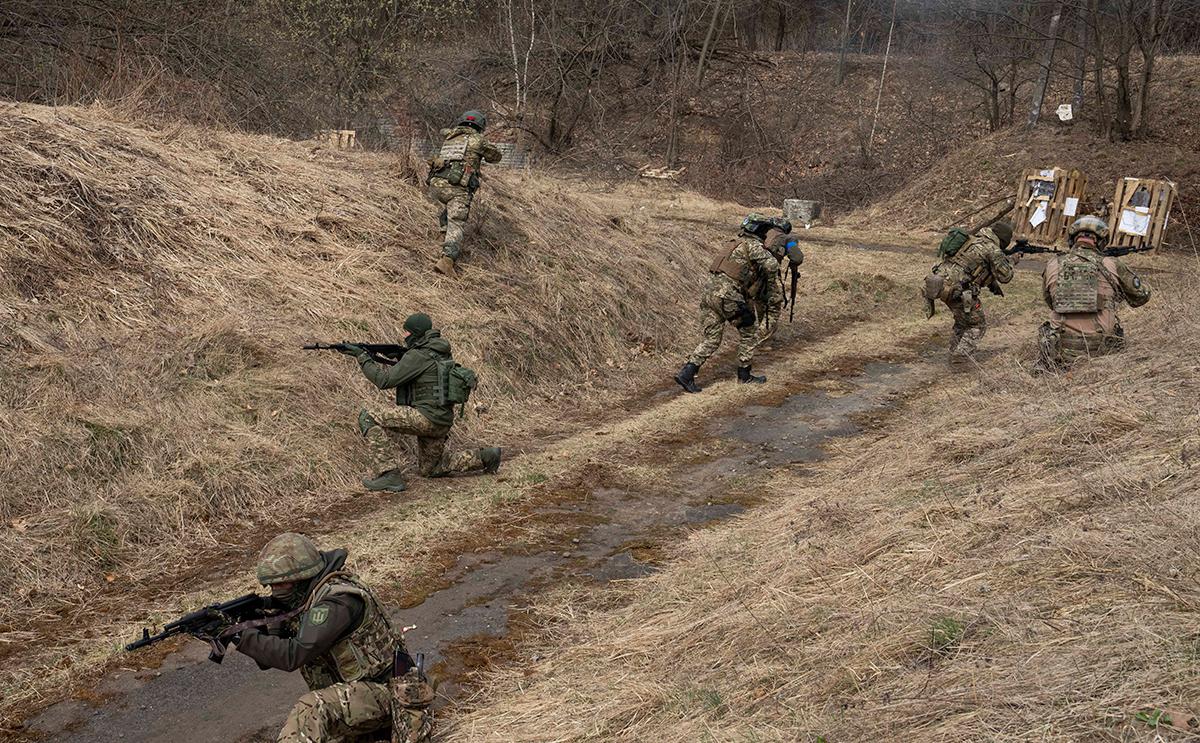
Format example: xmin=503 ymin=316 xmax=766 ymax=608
xmin=710 ymin=238 xmax=761 ymax=290
xmin=298 ymin=572 xmax=397 ymax=690
xmin=430 ymin=129 xmax=479 ymax=188
xmin=1052 ymin=252 xmax=1103 ymax=313
xmin=438 ymin=132 xmax=469 ymax=164
xmin=400 ymin=349 xmax=445 ymax=409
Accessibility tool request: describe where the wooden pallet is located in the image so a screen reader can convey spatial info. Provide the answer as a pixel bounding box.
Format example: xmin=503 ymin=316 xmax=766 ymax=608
xmin=319 ymin=129 xmax=358 ymax=149
xmin=1012 ymin=167 xmax=1088 ymax=248
xmin=1109 ymin=177 xmax=1176 ymax=251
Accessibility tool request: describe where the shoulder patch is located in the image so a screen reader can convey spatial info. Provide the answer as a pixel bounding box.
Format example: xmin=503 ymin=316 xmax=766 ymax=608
xmin=309 ymin=605 xmax=330 ymax=626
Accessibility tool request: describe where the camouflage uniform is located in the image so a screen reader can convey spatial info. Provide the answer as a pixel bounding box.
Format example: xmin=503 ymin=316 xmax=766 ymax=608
xmin=427 ymin=125 xmax=502 ymax=262
xmin=927 ymin=227 xmax=1015 ymax=358
xmin=238 ymin=537 xmax=434 ymax=743
xmin=365 ymin=405 xmax=485 ymax=478
xmin=688 ymin=231 xmax=785 ymax=368
xmin=1037 ymin=247 xmax=1150 ymax=369
xmin=356 ymin=326 xmax=494 ymax=479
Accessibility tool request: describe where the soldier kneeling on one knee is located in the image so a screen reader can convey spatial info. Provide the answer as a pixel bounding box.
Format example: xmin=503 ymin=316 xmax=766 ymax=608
xmin=1035 ymin=215 xmax=1150 ymax=373
xmin=336 ymin=313 xmax=501 ymax=493
xmin=230 ymin=533 xmax=435 ymax=743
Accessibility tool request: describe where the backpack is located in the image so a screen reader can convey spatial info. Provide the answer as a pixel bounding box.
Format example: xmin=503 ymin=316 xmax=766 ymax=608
xmin=435 ymin=358 xmax=478 ymax=418
xmin=937 ymin=227 xmax=971 ymax=259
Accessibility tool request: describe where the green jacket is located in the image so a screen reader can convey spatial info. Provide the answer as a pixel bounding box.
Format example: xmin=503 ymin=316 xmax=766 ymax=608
xmin=358 ymin=332 xmax=455 ymax=428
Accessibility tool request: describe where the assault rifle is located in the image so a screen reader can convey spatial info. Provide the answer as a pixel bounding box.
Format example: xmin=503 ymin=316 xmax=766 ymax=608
xmin=1003 ymin=239 xmax=1156 ymax=258
xmin=125 ymin=593 xmax=297 ymax=663
xmin=303 ymin=342 xmax=407 ymax=365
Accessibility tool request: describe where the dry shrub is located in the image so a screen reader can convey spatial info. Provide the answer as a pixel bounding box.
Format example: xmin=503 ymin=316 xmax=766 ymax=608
xmin=0 ymin=101 xmax=730 ymax=654
xmin=446 ymin=261 xmax=1200 ymax=740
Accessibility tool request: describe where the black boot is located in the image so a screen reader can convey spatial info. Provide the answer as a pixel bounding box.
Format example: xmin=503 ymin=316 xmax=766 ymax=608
xmin=738 ymin=365 xmax=766 ymax=384
xmin=674 ymin=362 xmax=702 ymax=393
xmin=362 ymin=469 xmax=407 ymax=493
xmin=479 ymin=447 xmax=502 ymax=474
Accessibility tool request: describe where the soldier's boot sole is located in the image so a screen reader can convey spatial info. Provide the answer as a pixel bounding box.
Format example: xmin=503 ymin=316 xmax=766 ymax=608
xmin=480 ymin=447 xmax=502 ymax=474
xmin=433 ymin=256 xmax=458 ymax=278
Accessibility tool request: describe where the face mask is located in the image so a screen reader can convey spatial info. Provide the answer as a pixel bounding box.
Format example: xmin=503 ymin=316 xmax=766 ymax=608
xmin=271 ymin=581 xmax=307 ymax=608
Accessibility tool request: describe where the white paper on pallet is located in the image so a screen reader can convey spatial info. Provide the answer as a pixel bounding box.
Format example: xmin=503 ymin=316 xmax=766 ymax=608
xmin=1118 ymin=208 xmax=1151 ymax=236
xmin=1063 ymin=197 xmax=1079 ymax=217
xmin=1030 ymin=203 xmax=1048 ymax=227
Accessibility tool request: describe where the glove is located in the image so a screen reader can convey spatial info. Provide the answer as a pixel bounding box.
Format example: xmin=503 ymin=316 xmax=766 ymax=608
xmin=733 ymin=303 xmax=757 ymax=329
xmin=337 ymin=343 xmax=366 ymax=357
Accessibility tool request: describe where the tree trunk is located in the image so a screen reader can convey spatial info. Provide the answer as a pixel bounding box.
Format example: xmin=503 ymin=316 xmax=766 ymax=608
xmin=666 ymin=53 xmax=684 ymax=168
xmin=1089 ymin=0 xmax=1109 ymax=138
xmin=1027 ymin=0 xmax=1065 ymax=128
xmin=694 ymin=0 xmax=723 ymax=87
xmin=1073 ymin=7 xmax=1086 ymax=113
xmin=1132 ymin=0 xmax=1169 ymax=138
xmin=836 ymin=0 xmax=852 ymax=85
xmin=774 ymin=3 xmax=786 ymax=52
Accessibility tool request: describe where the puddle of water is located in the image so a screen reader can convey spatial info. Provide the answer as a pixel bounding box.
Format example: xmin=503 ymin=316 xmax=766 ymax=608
xmin=712 ymin=362 xmax=912 ymax=466
xmin=26 ymin=359 xmax=929 ymax=743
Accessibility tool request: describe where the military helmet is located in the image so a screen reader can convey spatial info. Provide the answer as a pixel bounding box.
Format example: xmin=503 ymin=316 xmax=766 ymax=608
xmin=741 ymin=213 xmax=792 ymax=238
xmin=256 ymin=533 xmax=324 ymax=585
xmin=991 ymin=220 xmax=1013 ymax=248
xmin=1069 ymin=215 xmax=1109 ymax=246
xmin=457 ymin=110 xmax=487 ymax=131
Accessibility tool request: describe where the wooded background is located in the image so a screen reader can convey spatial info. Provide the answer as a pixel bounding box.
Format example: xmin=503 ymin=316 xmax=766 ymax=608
xmin=4 ymin=1 xmax=1197 ymax=204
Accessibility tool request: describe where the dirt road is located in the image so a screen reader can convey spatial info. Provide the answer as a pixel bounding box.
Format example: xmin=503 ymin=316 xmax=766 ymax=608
xmin=23 ymin=313 xmax=944 ymax=741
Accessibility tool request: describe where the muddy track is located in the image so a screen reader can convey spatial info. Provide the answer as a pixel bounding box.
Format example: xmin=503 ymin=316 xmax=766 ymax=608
xmin=20 ymin=314 xmax=945 ymax=743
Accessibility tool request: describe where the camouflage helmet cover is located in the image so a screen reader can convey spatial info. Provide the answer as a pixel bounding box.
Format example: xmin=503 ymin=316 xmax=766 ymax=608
xmin=457 ymin=110 xmax=487 ymax=131
xmin=256 ymin=532 xmax=325 ymax=585
xmin=1069 ymin=215 xmax=1109 ymax=245
xmin=741 ymin=213 xmax=792 ymax=237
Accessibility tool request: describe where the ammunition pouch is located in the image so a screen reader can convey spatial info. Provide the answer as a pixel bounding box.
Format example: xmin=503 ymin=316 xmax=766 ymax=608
xmin=922 ymin=273 xmax=945 ymax=301
xmin=443 ymin=162 xmax=465 ymax=187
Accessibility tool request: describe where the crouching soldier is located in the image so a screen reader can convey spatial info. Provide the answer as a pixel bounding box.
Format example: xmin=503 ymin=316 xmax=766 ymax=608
xmin=1035 ymin=215 xmax=1151 ymax=372
xmin=337 ymin=312 xmax=501 ymax=492
xmin=235 ymin=533 xmax=435 ymax=742
xmin=921 ymin=220 xmax=1017 ymax=361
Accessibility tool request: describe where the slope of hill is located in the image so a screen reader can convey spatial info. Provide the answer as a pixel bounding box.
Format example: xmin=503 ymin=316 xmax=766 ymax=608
xmin=0 ymin=99 xmax=741 ymax=715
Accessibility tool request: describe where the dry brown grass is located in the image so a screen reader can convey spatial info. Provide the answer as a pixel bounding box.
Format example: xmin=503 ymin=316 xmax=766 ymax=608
xmin=445 ymin=257 xmax=1200 ymax=741
xmin=0 ymin=101 xmax=928 ymax=723
xmin=0 ymin=100 xmax=744 ymax=709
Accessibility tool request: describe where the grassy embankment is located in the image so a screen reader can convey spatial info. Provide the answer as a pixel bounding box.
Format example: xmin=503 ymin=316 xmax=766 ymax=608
xmin=0 ymin=101 xmax=924 ymax=725
xmin=446 ymin=248 xmax=1200 ymax=741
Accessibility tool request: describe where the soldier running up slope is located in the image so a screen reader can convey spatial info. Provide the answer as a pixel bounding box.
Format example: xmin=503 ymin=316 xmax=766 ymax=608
xmin=426 ymin=110 xmax=502 ymax=279
xmin=234 ymin=533 xmax=435 ymax=743
xmin=1035 ymin=215 xmax=1151 ymax=373
xmin=674 ymin=214 xmax=800 ymax=393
